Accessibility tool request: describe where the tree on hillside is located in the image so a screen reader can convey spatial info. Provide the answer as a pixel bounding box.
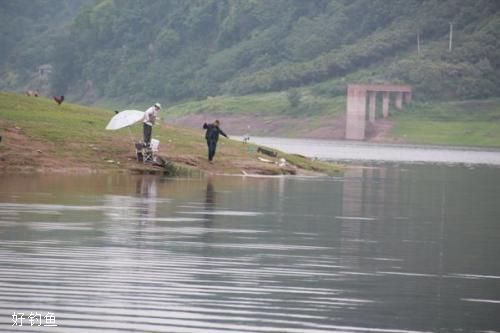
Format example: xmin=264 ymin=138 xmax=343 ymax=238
xmin=2 ymin=0 xmax=499 ymax=103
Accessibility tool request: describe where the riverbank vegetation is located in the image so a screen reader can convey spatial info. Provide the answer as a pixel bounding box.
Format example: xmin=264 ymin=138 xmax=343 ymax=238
xmin=165 ymin=92 xmax=346 ymax=118
xmin=392 ymin=99 xmax=500 ymax=147
xmin=0 ymin=92 xmax=342 ymax=175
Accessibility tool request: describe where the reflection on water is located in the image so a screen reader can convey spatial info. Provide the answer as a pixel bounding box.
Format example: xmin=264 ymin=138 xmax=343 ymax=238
xmin=204 ymin=177 xmax=216 ymax=226
xmin=0 ymin=165 xmax=500 ymax=332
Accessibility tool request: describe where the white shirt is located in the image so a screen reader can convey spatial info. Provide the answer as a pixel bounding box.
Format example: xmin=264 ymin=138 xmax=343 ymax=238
xmin=143 ymin=106 xmax=158 ymax=126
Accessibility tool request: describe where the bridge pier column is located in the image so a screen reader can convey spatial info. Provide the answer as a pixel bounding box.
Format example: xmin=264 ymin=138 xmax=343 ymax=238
xmin=346 ymin=86 xmax=367 ymax=140
xmin=368 ymin=91 xmax=376 ymax=123
xmin=395 ymin=92 xmax=403 ymax=110
xmin=404 ymin=91 xmax=412 ymax=104
xmin=382 ymin=92 xmax=389 ymax=118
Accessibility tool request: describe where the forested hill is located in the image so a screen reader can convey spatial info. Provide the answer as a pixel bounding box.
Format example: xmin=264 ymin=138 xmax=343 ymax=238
xmin=2 ymin=0 xmax=500 ymax=105
xmin=0 ymin=0 xmax=90 ymax=93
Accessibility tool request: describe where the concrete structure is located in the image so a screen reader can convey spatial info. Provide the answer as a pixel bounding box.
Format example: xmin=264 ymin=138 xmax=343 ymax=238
xmin=38 ymin=64 xmax=52 ymax=80
xmin=345 ymin=84 xmax=412 ymax=140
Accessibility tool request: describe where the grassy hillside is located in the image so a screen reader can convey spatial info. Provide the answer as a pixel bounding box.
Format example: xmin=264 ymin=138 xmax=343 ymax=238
xmin=392 ymin=99 xmax=500 ymax=147
xmin=164 ymin=92 xmax=346 ymax=117
xmin=0 ymin=92 xmax=341 ymax=174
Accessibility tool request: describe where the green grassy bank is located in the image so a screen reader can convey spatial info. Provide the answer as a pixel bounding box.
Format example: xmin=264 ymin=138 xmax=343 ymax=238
xmin=0 ymin=92 xmax=341 ymax=175
xmin=392 ymin=99 xmax=500 ymax=147
xmin=164 ymin=92 xmax=346 ymax=118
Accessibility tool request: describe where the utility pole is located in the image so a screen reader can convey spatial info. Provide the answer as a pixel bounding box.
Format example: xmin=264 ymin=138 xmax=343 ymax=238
xmin=417 ymin=29 xmax=421 ymax=56
xmin=448 ymin=22 xmax=453 ymax=52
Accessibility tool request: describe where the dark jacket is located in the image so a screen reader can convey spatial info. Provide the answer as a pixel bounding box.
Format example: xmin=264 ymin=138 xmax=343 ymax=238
xmin=203 ymin=123 xmax=228 ymax=142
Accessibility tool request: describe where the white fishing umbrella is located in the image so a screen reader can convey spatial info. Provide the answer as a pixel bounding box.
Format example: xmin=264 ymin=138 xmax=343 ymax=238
xmin=105 ymin=110 xmax=144 ymax=130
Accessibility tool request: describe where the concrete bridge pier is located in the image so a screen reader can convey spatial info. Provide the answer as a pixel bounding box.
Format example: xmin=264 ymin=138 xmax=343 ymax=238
xmin=368 ymin=91 xmax=376 ymax=123
xmin=395 ymin=92 xmax=403 ymax=110
xmin=404 ymin=91 xmax=412 ymax=104
xmin=345 ymin=85 xmax=367 ymax=141
xmin=382 ymin=92 xmax=390 ymax=118
xmin=345 ymin=84 xmax=412 ymax=140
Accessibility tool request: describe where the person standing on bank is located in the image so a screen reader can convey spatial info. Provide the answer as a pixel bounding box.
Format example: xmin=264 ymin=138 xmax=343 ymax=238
xmin=203 ymin=120 xmax=229 ymax=162
xmin=143 ymin=102 xmax=161 ymax=147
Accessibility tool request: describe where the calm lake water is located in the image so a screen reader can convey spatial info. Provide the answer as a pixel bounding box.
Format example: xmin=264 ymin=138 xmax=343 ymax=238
xmin=239 ymin=137 xmax=500 ymax=165
xmin=2 ymin=138 xmax=500 ymax=332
